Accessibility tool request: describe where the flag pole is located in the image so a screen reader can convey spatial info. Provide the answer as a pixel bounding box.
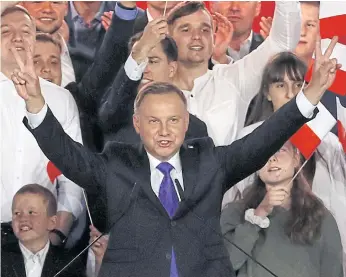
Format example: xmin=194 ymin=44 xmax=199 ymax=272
xmin=163 ymin=0 xmax=168 ymax=16
xmin=82 ymin=189 xmax=94 ymax=226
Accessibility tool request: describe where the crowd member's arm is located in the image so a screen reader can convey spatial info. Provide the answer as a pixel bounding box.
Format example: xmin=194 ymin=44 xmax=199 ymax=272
xmin=215 ymin=36 xmax=340 ymax=190
xmin=66 ymin=2 xmax=138 ymax=112
xmin=214 ymin=1 xmax=301 ymax=104
xmin=220 ymin=202 xmax=261 ymax=271
xmin=98 ymin=17 xmax=168 ymax=133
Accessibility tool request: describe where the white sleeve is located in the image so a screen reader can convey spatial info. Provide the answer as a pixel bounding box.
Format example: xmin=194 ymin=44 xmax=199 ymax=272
xmin=124 ymin=54 xmax=148 ymax=81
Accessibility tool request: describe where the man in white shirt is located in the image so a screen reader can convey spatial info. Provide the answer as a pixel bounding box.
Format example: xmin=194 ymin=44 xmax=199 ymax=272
xmin=159 ymin=1 xmax=301 ymax=146
xmin=0 ymin=5 xmax=83 ymax=247
xmin=210 ymin=1 xmax=263 ymax=62
xmin=21 ymin=1 xmax=75 ymax=87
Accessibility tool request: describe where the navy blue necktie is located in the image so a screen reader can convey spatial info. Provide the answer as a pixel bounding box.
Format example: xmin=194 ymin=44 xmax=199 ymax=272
xmin=157 ymin=162 xmax=179 ymax=277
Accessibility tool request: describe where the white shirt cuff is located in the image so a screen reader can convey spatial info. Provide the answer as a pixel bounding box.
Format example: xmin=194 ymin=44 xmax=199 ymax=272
xmin=124 ymin=54 xmax=148 ymax=81
xmin=296 ymin=90 xmax=316 ymax=119
xmin=26 ymin=103 xmax=48 ymax=129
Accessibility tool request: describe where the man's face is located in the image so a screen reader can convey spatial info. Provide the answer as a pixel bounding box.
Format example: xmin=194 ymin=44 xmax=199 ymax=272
xmin=0 ymin=11 xmax=35 ymax=67
xmin=22 ymin=1 xmax=67 ymax=34
xmin=12 ymin=193 xmax=56 ymax=248
xmin=133 ymin=93 xmax=189 ymax=161
xmin=170 ymin=9 xmax=214 ymax=66
xmin=139 ymin=43 xmax=177 ymax=90
xmin=148 ymin=1 xmax=180 ymax=12
xmin=212 ymin=1 xmax=260 ymax=37
xmin=34 ymin=40 xmax=62 ymax=86
xmin=295 ymin=3 xmax=319 ymax=61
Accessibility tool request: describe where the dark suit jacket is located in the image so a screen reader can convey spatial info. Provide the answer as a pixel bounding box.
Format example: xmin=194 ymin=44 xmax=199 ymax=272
xmin=24 ymin=94 xmax=314 ymax=277
xmin=133 ymin=10 xmax=149 ymax=34
xmin=98 ymin=66 xmax=209 ymax=145
xmin=249 ymin=32 xmax=264 ymax=53
xmin=65 ymin=3 xmax=144 ymax=82
xmin=65 ymin=13 xmax=136 ymax=151
xmin=1 ymin=242 xmax=85 ymax=277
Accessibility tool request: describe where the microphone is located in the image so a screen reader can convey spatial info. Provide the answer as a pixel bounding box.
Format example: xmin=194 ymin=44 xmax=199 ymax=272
xmin=176 ymin=179 xmax=278 ymax=277
xmin=54 ymin=182 xmax=140 ymax=277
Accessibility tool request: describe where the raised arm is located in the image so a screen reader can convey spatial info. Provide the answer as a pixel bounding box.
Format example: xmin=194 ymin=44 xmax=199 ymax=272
xmin=213 ymin=1 xmax=301 ymax=104
xmin=98 ymin=17 xmax=169 ymax=133
xmin=67 ymin=2 xmax=138 ymax=112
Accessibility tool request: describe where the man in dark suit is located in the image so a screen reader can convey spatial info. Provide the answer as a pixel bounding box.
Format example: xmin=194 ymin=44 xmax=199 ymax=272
xmin=65 ymin=1 xmax=143 ymax=82
xmin=1 ymin=184 xmax=85 ymax=277
xmin=98 ymin=18 xmax=208 ymax=146
xmin=12 ymin=30 xmax=338 ymax=277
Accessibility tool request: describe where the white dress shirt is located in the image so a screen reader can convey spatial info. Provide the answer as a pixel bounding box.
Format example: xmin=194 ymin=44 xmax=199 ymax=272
xmin=60 ymin=36 xmax=76 ymax=87
xmin=221 ymin=117 xmax=346 ymax=274
xmin=227 ymin=30 xmax=254 ymax=62
xmin=19 ymin=241 xmax=50 ymax=277
xmin=125 ymin=1 xmax=301 ymax=147
xmin=0 ymin=72 xmax=83 ymax=222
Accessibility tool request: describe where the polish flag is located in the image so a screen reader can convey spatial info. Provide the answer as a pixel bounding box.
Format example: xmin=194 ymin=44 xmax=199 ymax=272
xmin=305 ymin=2 xmax=346 ymax=96
xmin=290 ymin=103 xmax=337 ymax=159
xmin=47 ymin=161 xmax=62 ymax=183
xmin=336 ymin=97 xmax=346 ymax=152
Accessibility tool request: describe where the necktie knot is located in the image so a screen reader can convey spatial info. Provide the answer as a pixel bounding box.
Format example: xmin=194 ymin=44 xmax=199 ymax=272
xmin=157 ymin=162 xmax=174 ymax=176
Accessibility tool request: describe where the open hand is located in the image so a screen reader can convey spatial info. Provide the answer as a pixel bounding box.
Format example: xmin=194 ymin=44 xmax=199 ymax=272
xmin=212 ymin=12 xmax=233 ymax=64
xmin=10 ymin=42 xmax=45 ymax=113
xmin=304 ymin=36 xmax=342 ymax=105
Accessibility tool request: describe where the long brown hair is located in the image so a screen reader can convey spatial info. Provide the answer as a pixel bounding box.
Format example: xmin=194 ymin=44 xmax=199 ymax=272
xmin=242 ymin=172 xmax=326 ymax=245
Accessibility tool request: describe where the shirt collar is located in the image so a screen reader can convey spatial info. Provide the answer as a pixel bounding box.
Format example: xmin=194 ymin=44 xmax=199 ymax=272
xmin=146 ymin=8 xmax=154 ymax=22
xmin=147 ymin=151 xmax=182 ymax=174
xmin=227 ymin=30 xmax=253 ymax=55
xmin=0 ymin=72 xmax=9 ymax=83
xmin=19 ymin=240 xmax=50 ymax=265
xmin=70 ymin=2 xmax=106 ymax=22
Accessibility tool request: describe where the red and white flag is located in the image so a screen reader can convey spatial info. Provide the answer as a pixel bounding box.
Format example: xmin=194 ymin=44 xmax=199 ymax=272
xmin=306 ymin=2 xmax=346 ymax=96
xmin=47 ymin=160 xmax=62 ymax=184
xmin=336 ymin=97 xmax=346 ymax=152
xmin=290 ymin=103 xmax=337 ymax=159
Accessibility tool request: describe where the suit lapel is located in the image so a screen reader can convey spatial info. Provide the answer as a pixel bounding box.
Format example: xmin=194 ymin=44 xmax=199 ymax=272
xmin=250 ymin=32 xmax=264 ymax=52
xmin=174 ymin=142 xmax=200 ymax=217
xmin=8 ymin=243 xmax=26 ymax=277
xmin=133 ymin=144 xmax=168 ymax=217
xmin=41 ymin=245 xmax=60 ymax=277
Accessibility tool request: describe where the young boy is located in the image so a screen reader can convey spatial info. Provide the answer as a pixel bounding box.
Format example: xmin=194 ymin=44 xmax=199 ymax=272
xmin=1 ymin=184 xmax=85 ymax=277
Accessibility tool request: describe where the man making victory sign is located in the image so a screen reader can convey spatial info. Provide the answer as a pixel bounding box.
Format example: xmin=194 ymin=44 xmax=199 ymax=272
xmin=11 ymin=31 xmax=341 ymax=277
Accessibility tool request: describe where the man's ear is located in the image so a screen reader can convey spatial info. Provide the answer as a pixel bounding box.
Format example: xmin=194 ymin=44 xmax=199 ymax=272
xmin=168 ymin=61 xmax=178 ymax=78
xmin=47 ymin=215 xmax=57 ymax=231
xmin=133 ymin=114 xmax=140 ymax=134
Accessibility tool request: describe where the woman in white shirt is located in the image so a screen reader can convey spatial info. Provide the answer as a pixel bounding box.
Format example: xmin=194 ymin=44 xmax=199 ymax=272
xmin=222 ymin=51 xmax=346 ymax=273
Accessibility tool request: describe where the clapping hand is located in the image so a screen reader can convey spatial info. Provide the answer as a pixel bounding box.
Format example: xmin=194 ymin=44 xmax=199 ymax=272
xmin=10 ymin=43 xmax=45 ymax=113
xmin=212 ymin=12 xmax=233 ymax=64
xmin=304 ymin=36 xmax=342 ymax=105
xmin=259 ymin=16 xmax=272 ymax=39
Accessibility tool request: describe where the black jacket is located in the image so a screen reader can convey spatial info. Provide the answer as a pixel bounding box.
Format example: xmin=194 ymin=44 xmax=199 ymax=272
xmin=1 ymin=242 xmax=85 ymax=277
xmin=24 ymin=94 xmax=315 ymax=277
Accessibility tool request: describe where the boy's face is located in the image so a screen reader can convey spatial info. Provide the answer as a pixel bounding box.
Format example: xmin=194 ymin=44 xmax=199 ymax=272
xmin=12 ymin=193 xmax=56 ymax=246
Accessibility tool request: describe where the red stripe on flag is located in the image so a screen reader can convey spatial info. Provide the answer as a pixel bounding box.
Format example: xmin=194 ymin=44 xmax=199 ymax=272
xmin=320 ymin=15 xmax=346 ymax=39
xmin=305 ymin=63 xmax=346 ymax=96
xmin=47 ymin=161 xmax=62 ymax=183
xmin=289 ymin=124 xmax=321 ymax=159
xmin=338 ymin=120 xmax=346 ymax=153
